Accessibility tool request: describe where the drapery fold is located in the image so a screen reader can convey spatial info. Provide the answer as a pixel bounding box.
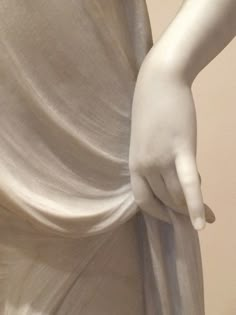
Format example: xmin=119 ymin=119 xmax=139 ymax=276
xmin=0 ymin=0 xmax=205 ymax=313
xmin=0 ymin=0 xmax=153 ymax=238
xmin=138 ymin=211 xmax=204 ymax=315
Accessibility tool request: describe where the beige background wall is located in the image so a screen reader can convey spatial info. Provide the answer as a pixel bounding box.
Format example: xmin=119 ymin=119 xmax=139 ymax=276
xmin=146 ymin=1 xmax=236 ymax=314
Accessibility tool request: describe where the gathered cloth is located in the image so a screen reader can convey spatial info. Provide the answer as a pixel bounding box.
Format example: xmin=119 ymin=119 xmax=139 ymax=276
xmin=0 ymin=1 xmax=204 ymax=314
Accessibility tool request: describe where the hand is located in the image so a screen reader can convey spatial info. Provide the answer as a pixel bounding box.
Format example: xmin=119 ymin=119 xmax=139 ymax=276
xmin=129 ymin=52 xmax=215 ymax=230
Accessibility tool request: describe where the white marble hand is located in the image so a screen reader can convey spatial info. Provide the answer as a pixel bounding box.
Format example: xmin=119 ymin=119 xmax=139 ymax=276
xmin=129 ymin=0 xmax=236 ymax=231
xmin=129 ymin=54 xmax=214 ymax=230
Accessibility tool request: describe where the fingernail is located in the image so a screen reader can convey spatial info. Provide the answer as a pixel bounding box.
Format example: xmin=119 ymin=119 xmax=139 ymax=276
xmin=194 ymin=218 xmax=206 ymax=231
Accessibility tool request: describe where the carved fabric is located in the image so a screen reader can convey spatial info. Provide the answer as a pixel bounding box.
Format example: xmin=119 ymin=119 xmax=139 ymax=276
xmin=0 ymin=1 xmax=204 ymax=314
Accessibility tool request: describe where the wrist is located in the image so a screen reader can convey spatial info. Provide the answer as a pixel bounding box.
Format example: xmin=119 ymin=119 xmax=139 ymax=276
xmin=144 ymin=43 xmax=198 ymax=86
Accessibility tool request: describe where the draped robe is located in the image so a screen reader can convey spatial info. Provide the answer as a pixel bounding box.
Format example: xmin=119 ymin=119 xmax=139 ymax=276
xmin=0 ymin=1 xmax=204 ymax=314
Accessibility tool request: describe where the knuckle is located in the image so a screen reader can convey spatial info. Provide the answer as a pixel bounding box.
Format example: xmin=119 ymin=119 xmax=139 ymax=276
xmin=132 ymin=191 xmax=150 ymax=209
xmin=135 ymin=199 xmax=147 ymax=209
xmin=181 ymin=174 xmax=199 ymax=187
xmin=129 ymin=157 xmax=152 ymax=174
xmin=133 ymin=195 xmax=147 ymax=209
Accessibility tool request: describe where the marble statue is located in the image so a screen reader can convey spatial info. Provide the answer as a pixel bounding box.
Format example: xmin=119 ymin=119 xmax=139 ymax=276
xmin=0 ymin=0 xmax=235 ymax=314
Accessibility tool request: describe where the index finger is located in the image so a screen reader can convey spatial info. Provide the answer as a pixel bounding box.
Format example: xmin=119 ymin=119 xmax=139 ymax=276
xmin=175 ymin=153 xmax=206 ymax=231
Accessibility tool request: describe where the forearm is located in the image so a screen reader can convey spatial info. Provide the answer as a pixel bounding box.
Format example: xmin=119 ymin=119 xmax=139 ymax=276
xmin=148 ymin=0 xmax=236 ymax=83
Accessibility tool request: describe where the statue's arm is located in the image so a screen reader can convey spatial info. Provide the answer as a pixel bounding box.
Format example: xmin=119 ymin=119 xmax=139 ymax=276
xmin=129 ymin=0 xmax=236 ymax=230
xmin=150 ymin=0 xmax=236 ymax=83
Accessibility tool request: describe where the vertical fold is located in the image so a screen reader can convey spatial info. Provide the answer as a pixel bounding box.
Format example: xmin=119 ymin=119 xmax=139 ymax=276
xmin=138 ymin=209 xmax=205 ymax=315
xmin=168 ymin=209 xmax=205 ymax=315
